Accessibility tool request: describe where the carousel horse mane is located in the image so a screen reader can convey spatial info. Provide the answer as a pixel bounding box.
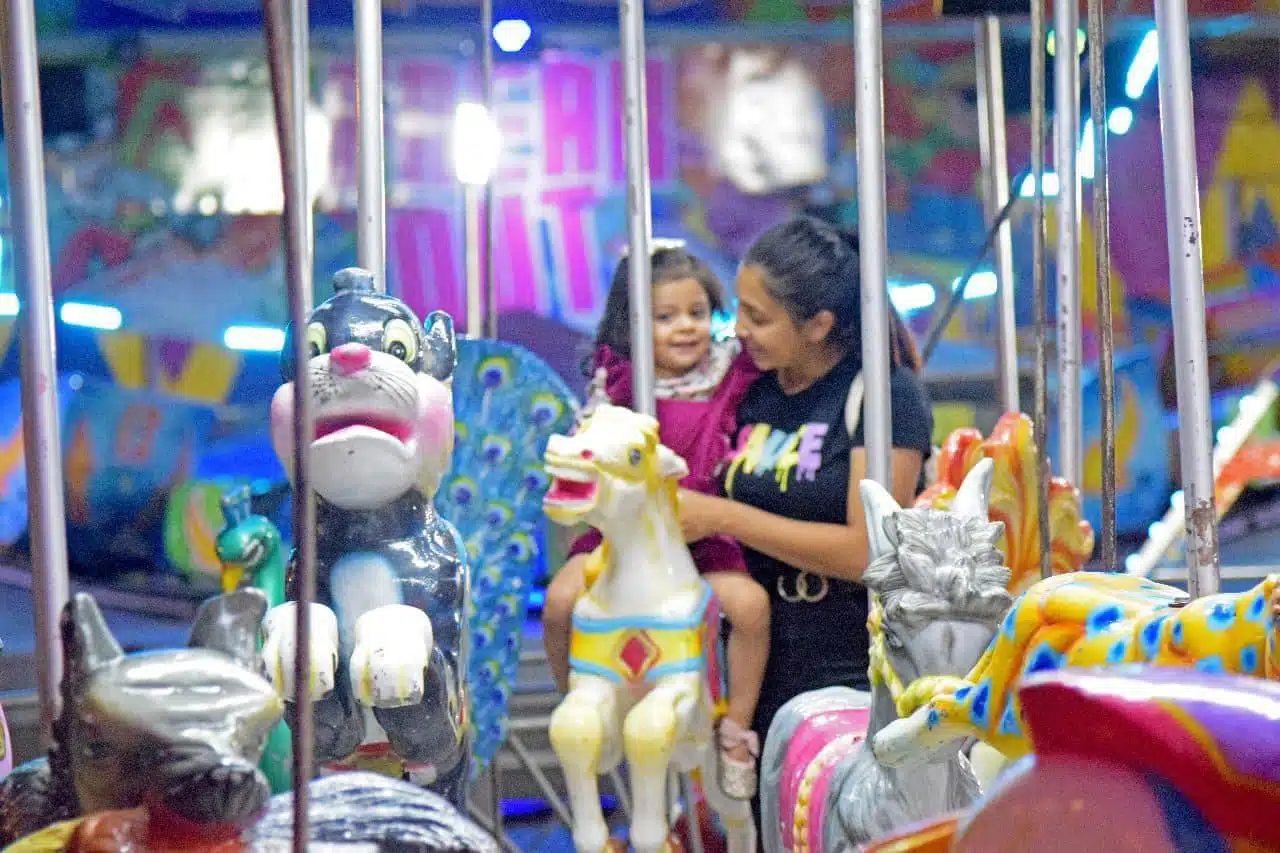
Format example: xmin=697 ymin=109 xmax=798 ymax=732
xmin=863 ymin=507 xmax=1012 ymax=626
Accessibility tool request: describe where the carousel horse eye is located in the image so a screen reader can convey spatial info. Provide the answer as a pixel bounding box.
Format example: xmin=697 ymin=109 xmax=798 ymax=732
xmin=884 ymin=629 xmax=905 ymax=650
xmin=383 ymin=318 xmax=418 ymax=363
xmin=306 ymin=321 xmax=327 ymax=360
xmin=629 ymin=449 xmax=642 ymax=466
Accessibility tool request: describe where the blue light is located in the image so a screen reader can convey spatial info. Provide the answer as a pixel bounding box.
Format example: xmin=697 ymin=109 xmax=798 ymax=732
xmin=224 ymin=324 xmax=285 ymax=352
xmin=1125 ymin=31 xmax=1158 ymax=99
xmin=60 ymin=301 xmax=122 ymax=331
xmin=1 ymin=295 xmax=125 ymax=330
xmin=1108 ymin=106 xmax=1135 ymax=135
xmin=1019 ymin=172 xmax=1061 ymax=198
xmin=889 ymin=282 xmax=936 ymax=315
xmin=1079 ymin=118 xmax=1096 ymax=180
xmin=493 ymin=19 xmax=532 ymax=53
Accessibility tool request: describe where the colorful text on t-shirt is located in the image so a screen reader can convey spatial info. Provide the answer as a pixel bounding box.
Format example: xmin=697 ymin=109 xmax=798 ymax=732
xmin=725 ymin=422 xmax=829 ymax=494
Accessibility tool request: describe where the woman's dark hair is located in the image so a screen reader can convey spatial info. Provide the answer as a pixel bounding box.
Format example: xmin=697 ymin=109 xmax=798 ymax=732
xmin=589 ymin=244 xmax=725 ymax=370
xmin=742 ymin=216 xmax=921 ymax=373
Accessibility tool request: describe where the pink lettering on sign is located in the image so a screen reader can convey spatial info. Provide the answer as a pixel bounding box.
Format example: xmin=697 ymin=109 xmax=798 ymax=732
xmin=391 ymin=209 xmax=462 ymax=322
xmin=542 ymin=186 xmax=600 ymax=317
xmin=495 ymin=195 xmax=544 ymax=314
xmin=608 ymin=57 xmax=670 ymax=185
xmin=393 ymin=60 xmax=457 ymax=187
xmin=542 ymin=57 xmax=599 ymax=180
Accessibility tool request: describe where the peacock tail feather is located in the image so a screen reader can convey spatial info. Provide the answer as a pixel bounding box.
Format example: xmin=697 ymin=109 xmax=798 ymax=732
xmin=438 ymin=338 xmax=579 ymax=776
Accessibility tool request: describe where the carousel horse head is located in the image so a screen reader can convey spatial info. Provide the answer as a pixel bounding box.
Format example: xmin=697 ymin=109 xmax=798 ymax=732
xmin=860 ymin=458 xmax=1014 ymax=705
xmin=0 ymin=590 xmax=283 ymax=846
xmin=542 ymin=403 xmax=688 ymax=532
xmin=61 ymin=590 xmax=282 ymax=826
xmin=271 ymin=266 xmax=458 ymax=511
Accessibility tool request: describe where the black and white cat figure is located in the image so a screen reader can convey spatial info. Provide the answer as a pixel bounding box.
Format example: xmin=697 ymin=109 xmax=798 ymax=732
xmin=262 ymin=267 xmax=471 ymax=805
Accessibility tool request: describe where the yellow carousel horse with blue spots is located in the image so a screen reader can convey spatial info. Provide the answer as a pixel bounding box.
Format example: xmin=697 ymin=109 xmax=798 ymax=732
xmin=871 ymin=571 xmax=1280 ymax=766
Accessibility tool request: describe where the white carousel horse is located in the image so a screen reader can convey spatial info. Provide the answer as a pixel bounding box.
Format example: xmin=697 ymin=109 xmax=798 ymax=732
xmin=760 ymin=459 xmax=1014 ymax=852
xmin=542 ymin=403 xmax=754 ymax=853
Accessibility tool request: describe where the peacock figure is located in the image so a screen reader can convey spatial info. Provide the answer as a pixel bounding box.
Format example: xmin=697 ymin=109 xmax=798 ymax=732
xmin=439 ymin=338 xmax=579 ymax=776
xmin=214 ymin=484 xmax=293 ymax=794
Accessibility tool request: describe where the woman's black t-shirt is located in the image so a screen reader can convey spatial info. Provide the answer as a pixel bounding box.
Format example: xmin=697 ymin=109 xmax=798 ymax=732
xmin=721 ymin=354 xmax=933 ymax=738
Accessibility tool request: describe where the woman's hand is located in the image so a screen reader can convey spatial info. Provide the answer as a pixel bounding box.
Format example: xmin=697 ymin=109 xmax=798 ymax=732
xmin=677 ymin=489 xmax=722 ymax=543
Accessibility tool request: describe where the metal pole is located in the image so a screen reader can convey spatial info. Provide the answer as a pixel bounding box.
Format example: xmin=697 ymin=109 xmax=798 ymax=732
xmin=1030 ymin=0 xmax=1052 ymax=579
xmin=355 ymin=0 xmax=387 ymax=290
xmin=290 ymin=0 xmax=310 ymax=273
xmin=619 ymin=0 xmax=656 ymax=417
xmin=481 ymin=0 xmax=499 ymax=339
xmin=465 ymin=186 xmax=483 ymax=338
xmin=1154 ymin=0 xmax=1219 ymax=596
xmin=1 ymin=0 xmax=71 ymax=747
xmin=1086 ymin=0 xmax=1118 ymax=566
xmin=975 ymin=15 xmax=1020 ymax=413
xmin=854 ymin=0 xmax=893 ymax=486
xmin=1054 ymin=0 xmax=1084 ymax=490
xmin=263 ymin=0 xmax=316 ymax=847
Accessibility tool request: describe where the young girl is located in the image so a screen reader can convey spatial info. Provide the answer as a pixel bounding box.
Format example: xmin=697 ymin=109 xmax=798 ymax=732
xmin=542 ymin=243 xmax=771 ymax=800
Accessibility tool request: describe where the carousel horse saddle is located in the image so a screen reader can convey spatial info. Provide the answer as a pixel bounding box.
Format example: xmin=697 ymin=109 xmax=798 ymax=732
xmin=569 ymin=584 xmax=714 ymax=687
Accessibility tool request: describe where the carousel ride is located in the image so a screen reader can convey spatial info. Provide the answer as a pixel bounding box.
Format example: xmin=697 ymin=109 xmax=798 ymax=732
xmin=0 ymin=0 xmax=1278 ymax=850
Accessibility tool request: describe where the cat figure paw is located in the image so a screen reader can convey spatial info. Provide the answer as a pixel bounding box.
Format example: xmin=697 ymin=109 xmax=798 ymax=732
xmin=349 ymin=605 xmax=434 ymax=708
xmin=261 ymin=602 xmax=340 ymax=701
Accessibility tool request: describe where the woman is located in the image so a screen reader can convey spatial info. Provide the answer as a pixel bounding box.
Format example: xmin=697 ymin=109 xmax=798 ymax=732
xmin=678 ymin=215 xmax=933 ymax=755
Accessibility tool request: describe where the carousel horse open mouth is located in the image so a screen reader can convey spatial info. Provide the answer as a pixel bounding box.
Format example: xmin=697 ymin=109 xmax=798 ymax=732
xmin=543 ymin=460 xmax=600 ymax=510
xmin=313 ymin=413 xmax=416 ymax=445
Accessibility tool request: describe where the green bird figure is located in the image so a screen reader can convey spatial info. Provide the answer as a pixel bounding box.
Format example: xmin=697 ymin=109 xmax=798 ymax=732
xmin=216 ymin=485 xmax=292 ymax=794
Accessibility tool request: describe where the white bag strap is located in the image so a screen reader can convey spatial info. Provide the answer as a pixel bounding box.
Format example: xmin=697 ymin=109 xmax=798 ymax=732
xmin=846 ymin=369 xmax=939 ymax=487
xmin=844 ymin=371 xmax=865 ymax=439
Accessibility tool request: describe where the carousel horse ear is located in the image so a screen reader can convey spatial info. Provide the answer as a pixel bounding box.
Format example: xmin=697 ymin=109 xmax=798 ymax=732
xmin=860 ymin=478 xmax=901 ymax=560
xmin=952 ymin=458 xmax=995 ymax=522
xmin=422 ymin=311 xmax=457 ymax=384
xmin=188 ymin=588 xmax=270 ymax=671
xmin=63 ymin=593 xmax=125 ymax=686
xmin=656 ymin=443 xmax=690 ymax=481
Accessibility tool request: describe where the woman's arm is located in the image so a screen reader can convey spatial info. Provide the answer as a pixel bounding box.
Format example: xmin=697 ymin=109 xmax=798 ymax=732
xmin=682 ymin=447 xmax=923 ymax=582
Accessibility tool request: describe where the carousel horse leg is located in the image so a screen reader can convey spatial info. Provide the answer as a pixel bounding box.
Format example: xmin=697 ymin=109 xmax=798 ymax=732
xmin=262 ymin=601 xmax=340 ymax=700
xmin=550 ymin=674 xmax=618 ymax=853
xmin=350 ymin=605 xmax=434 ymax=707
xmin=624 ymin=678 xmax=699 ymax=853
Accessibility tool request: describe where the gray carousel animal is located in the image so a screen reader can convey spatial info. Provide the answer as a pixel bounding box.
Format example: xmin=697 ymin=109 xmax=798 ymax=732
xmin=760 ymin=459 xmax=1013 ymax=852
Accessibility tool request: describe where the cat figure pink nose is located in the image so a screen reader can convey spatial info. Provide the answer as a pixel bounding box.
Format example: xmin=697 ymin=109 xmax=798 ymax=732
xmin=330 ymin=342 xmax=372 ymax=375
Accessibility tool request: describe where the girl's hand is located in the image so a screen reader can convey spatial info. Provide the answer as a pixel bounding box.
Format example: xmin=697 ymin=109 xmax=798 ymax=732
xmin=677 ymin=489 xmax=721 ymax=543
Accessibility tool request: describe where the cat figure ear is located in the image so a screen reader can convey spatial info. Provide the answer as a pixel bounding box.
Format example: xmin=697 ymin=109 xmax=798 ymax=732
xmin=62 ymin=593 xmax=124 ymax=689
xmin=188 ymin=588 xmax=269 ymax=672
xmin=422 ymin=310 xmax=457 ymax=385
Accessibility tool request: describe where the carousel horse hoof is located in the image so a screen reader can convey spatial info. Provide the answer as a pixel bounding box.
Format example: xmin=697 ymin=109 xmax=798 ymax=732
xmin=716 ymin=719 xmax=758 ymax=801
xmin=349 ymin=605 xmax=434 ymax=708
xmin=261 ymin=602 xmax=339 ymax=701
xmin=572 ymin=818 xmax=612 ymax=853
